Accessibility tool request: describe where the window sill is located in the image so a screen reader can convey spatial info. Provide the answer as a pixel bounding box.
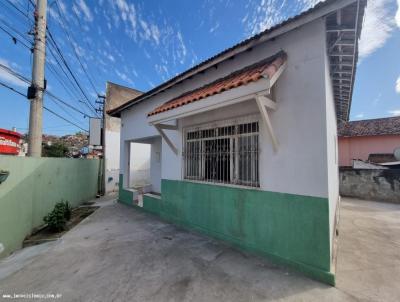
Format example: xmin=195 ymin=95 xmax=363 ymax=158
xmin=144 ymin=193 xmax=162 ymax=200
xmin=182 ymin=179 xmax=261 ymax=191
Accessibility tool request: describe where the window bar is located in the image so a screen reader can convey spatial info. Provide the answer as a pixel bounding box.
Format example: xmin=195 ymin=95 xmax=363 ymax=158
xmin=184 ymin=119 xmax=259 ymax=187
xmin=185 ymin=137 xmax=187 ymax=179
xmin=246 ymin=131 xmax=248 ymax=185
xmin=188 ymin=139 xmax=191 ymax=179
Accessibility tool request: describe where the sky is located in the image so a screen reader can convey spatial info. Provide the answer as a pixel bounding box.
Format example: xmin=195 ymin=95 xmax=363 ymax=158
xmin=0 ymin=0 xmax=399 ymax=135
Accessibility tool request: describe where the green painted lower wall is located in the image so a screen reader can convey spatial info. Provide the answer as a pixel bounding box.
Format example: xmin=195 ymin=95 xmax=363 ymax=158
xmin=143 ymin=195 xmax=162 ymax=214
xmin=0 ymin=156 xmax=100 ymax=259
xmin=118 ymin=174 xmax=134 ymax=205
xmin=118 ymin=175 xmax=333 ymax=284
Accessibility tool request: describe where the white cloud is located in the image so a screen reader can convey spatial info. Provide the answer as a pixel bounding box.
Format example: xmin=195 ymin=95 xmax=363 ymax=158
xmin=396 ymin=76 xmax=400 ymax=94
xmin=58 ymin=0 xmax=67 ymax=14
xmin=243 ymin=0 xmax=323 ymax=36
xmin=243 ymin=0 xmax=394 ymax=60
xmin=115 ymin=70 xmax=134 ymax=85
xmin=72 ymin=42 xmax=85 ymax=57
xmin=176 ymin=31 xmax=187 ymax=64
xmin=107 ymin=54 xmax=115 ymax=62
xmin=210 ymin=22 xmax=220 ymax=33
xmin=300 ymin=0 xmax=322 ymax=8
xmin=76 ymin=0 xmax=93 ymax=22
xmin=388 ymin=110 xmax=400 ymax=116
xmin=373 ymin=93 xmax=382 ymax=106
xmin=354 ymin=113 xmax=365 ymax=119
xmin=0 ymin=58 xmax=27 ymax=88
xmin=396 ymin=0 xmax=400 ymax=27
xmin=359 ymin=0 xmax=395 ymax=59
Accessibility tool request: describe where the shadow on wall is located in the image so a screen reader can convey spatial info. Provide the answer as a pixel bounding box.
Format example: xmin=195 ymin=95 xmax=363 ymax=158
xmin=0 ymin=156 xmax=100 ymax=259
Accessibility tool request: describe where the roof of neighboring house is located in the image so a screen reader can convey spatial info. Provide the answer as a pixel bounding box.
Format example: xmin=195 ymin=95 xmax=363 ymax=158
xmin=108 ymin=0 xmax=366 ymax=120
xmin=148 ymin=52 xmax=287 ymax=117
xmin=338 ymin=116 xmax=400 ymax=137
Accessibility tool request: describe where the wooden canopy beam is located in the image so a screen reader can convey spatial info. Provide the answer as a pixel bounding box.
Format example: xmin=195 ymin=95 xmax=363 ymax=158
xmin=256 ymin=95 xmax=279 ymax=152
xmin=154 ymin=124 xmax=178 ymax=155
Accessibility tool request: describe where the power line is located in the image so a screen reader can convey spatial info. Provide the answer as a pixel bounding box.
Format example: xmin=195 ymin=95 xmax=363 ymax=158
xmin=0 ymin=80 xmax=88 ymax=132
xmin=46 ymin=91 xmax=91 ymax=117
xmin=4 ymin=0 xmax=32 ymax=19
xmin=46 ymin=44 xmax=89 ymax=101
xmin=0 ymin=0 xmax=99 ymax=118
xmin=46 ymin=29 xmax=99 ymax=116
xmin=46 ymin=39 xmax=98 ymax=116
xmin=0 ymin=24 xmax=32 ymax=49
xmin=0 ymin=62 xmax=92 ymax=118
xmin=54 ymin=0 xmax=100 ymax=97
xmin=0 ymin=18 xmax=33 ymax=45
xmin=4 ymin=0 xmax=101 ymax=118
xmin=45 ymin=61 xmax=93 ymax=115
xmin=0 ymin=80 xmax=26 ymax=97
xmin=42 ymin=106 xmax=88 ymax=133
xmin=0 ymin=62 xmax=30 ymax=83
xmin=48 ymin=37 xmax=96 ymax=115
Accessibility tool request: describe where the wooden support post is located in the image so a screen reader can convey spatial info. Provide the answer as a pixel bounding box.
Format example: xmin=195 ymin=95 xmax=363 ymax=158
xmin=155 ymin=124 xmax=178 ymax=155
xmin=256 ymin=95 xmax=279 ymax=152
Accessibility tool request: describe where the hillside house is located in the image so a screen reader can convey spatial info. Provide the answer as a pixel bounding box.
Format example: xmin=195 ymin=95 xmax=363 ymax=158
xmin=109 ymin=0 xmax=367 ymax=284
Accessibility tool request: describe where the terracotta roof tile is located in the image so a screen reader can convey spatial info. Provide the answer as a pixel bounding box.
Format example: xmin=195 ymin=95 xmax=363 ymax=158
xmin=148 ymin=52 xmax=287 ymax=117
xmin=338 ymin=116 xmax=400 ymax=137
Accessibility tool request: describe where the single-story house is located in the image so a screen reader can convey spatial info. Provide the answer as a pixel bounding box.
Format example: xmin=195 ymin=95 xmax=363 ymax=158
xmin=338 ymin=116 xmax=400 ymax=167
xmin=103 ymin=82 xmax=143 ymax=193
xmin=109 ymin=0 xmax=367 ymax=285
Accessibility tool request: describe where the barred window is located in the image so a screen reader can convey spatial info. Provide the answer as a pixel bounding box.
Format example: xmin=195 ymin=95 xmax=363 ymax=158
xmin=184 ymin=118 xmax=259 ymax=187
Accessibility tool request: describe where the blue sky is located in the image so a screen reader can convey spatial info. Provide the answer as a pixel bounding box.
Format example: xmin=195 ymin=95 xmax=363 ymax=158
xmin=0 ymin=0 xmax=399 ymax=135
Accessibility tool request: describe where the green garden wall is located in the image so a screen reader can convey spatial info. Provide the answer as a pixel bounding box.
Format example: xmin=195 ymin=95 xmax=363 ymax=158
xmin=119 ymin=175 xmax=333 ymax=284
xmin=0 ymin=156 xmax=100 ymax=258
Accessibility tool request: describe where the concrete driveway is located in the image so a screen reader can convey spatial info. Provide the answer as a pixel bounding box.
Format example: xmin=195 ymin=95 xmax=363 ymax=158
xmin=0 ymin=197 xmax=399 ymax=302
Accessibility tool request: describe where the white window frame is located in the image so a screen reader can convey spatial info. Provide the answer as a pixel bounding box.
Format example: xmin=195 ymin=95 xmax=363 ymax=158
xmin=183 ymin=115 xmax=260 ymax=188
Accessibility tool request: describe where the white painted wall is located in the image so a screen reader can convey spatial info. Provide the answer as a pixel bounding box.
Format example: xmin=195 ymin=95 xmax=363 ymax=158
xmin=119 ymin=15 xmax=344 ymax=214
xmin=105 ymin=130 xmax=120 ymax=192
xmin=324 ymin=33 xmax=340 ymax=259
xmin=150 ymin=137 xmax=162 ymax=193
xmin=120 ymin=18 xmax=330 ymax=199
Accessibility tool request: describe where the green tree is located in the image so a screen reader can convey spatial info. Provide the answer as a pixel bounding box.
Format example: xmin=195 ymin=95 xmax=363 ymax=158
xmin=42 ymin=143 xmax=69 ymax=157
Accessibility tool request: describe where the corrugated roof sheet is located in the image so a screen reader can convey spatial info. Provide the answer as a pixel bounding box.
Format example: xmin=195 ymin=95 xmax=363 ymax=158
xmin=338 ymin=116 xmax=400 ymax=137
xmin=148 ymin=52 xmax=287 ymax=117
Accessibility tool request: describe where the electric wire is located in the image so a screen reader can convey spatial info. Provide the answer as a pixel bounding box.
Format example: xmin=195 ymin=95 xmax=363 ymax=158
xmin=0 ymin=80 xmax=88 ymax=132
xmin=0 ymin=63 xmax=92 ymax=118
xmin=54 ymin=0 xmax=100 ymax=98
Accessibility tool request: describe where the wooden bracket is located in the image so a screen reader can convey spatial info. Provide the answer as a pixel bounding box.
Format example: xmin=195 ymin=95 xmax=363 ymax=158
xmin=267 ymin=61 xmax=287 ymax=88
xmin=156 ymin=122 xmax=178 ymax=130
xmin=256 ymin=95 xmax=278 ymax=152
xmin=256 ymin=95 xmax=277 ymax=111
xmin=154 ymin=124 xmax=178 ymax=155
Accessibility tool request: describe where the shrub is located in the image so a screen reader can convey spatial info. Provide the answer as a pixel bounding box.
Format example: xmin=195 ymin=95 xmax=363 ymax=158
xmin=64 ymin=201 xmax=71 ymax=221
xmin=43 ymin=200 xmax=72 ymax=232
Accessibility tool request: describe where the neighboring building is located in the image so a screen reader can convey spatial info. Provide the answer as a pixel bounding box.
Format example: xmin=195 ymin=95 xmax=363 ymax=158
xmin=0 ymin=128 xmax=21 ymax=155
xmin=104 ymin=82 xmax=143 ymax=193
xmin=109 ymin=0 xmax=366 ymax=285
xmin=338 ymin=117 xmax=400 ymax=167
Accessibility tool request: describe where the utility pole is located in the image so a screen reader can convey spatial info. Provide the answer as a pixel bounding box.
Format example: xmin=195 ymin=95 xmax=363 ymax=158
xmin=28 ymin=0 xmax=47 ymax=157
xmin=96 ymin=95 xmax=106 ymax=196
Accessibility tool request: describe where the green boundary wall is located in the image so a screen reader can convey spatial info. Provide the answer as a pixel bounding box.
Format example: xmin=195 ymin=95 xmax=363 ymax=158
xmin=0 ymin=156 xmax=100 ymax=258
xmin=119 ymin=175 xmax=334 ymax=285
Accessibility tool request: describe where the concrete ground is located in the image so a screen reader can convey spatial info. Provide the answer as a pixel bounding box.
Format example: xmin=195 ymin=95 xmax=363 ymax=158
xmin=0 ymin=197 xmax=399 ymax=301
